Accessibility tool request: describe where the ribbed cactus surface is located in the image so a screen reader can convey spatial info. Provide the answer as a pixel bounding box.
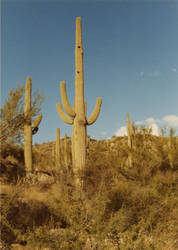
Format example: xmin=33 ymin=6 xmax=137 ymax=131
xmin=126 ymin=112 xmax=133 ymax=168
xmin=56 ymin=128 xmax=61 ymax=169
xmin=56 ymin=17 xmax=102 ymax=184
xmin=24 ymin=77 xmax=32 ymax=173
xmin=24 ymin=76 xmax=42 ymax=173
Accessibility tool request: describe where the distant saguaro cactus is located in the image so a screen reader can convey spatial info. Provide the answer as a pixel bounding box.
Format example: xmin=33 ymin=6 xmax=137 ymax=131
xmin=56 ymin=17 xmax=102 ymax=184
xmin=24 ymin=76 xmax=42 ymax=173
xmin=56 ymin=128 xmax=61 ymax=169
xmin=127 ymin=113 xmax=132 ymax=149
xmin=126 ymin=112 xmax=133 ymax=167
xmin=63 ymin=133 xmax=69 ymax=167
xmin=168 ymin=128 xmax=175 ymax=168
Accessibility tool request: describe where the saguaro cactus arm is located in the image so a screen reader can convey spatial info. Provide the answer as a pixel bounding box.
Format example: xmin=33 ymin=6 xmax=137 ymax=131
xmin=87 ymin=97 xmax=102 ymax=125
xmin=56 ymin=103 xmax=74 ymax=125
xmin=32 ymin=114 xmax=42 ymax=128
xmin=60 ymin=81 xmax=76 ymax=117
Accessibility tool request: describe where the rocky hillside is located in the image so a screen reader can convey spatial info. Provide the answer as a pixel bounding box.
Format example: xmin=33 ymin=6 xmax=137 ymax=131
xmin=1 ymin=134 xmax=178 ymax=249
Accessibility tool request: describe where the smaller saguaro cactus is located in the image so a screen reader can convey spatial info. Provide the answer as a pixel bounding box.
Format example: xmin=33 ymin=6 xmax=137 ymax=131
xmin=127 ymin=112 xmax=132 ymax=149
xmin=126 ymin=112 xmax=133 ymax=168
xmin=168 ymin=128 xmax=175 ymax=168
xmin=63 ymin=133 xmax=69 ymax=167
xmin=24 ymin=76 xmax=42 ymax=173
xmin=56 ymin=128 xmax=61 ymax=169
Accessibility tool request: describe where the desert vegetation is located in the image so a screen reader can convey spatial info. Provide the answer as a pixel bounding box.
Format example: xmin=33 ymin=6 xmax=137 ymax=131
xmin=1 ymin=17 xmax=178 ymax=250
xmin=1 ymin=117 xmax=178 ymax=249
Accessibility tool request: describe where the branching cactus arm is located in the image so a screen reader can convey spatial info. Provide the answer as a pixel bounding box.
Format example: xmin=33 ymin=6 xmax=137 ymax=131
xmin=32 ymin=114 xmax=42 ymax=128
xmin=56 ymin=103 xmax=74 ymax=125
xmin=87 ymin=97 xmax=102 ymax=125
xmin=60 ymin=81 xmax=76 ymax=117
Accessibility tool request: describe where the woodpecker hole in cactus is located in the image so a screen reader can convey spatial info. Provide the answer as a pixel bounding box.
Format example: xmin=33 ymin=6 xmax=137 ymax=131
xmin=32 ymin=127 xmax=38 ymax=135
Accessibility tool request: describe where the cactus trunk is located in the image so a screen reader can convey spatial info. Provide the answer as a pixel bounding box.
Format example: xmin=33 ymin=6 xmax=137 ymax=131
xmin=24 ymin=124 xmax=32 ymax=172
xmin=24 ymin=77 xmax=32 ymax=172
xmin=127 ymin=112 xmax=133 ymax=168
xmin=56 ymin=128 xmax=61 ymax=169
xmin=24 ymin=76 xmax=42 ymax=174
xmin=73 ymin=18 xmax=86 ymax=175
xmin=64 ymin=133 xmax=69 ymax=167
xmin=72 ymin=122 xmax=75 ymax=168
xmin=56 ymin=17 xmax=102 ymax=185
xmin=127 ymin=112 xmax=132 ymax=149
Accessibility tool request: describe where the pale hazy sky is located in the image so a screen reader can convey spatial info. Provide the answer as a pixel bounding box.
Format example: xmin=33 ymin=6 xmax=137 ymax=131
xmin=1 ymin=0 xmax=178 ymax=143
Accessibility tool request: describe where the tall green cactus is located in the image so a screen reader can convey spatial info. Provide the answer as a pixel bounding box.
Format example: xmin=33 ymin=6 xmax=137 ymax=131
xmin=24 ymin=76 xmax=42 ymax=173
xmin=126 ymin=112 xmax=133 ymax=167
xmin=56 ymin=128 xmax=61 ymax=169
xmin=63 ymin=133 xmax=69 ymax=167
xmin=127 ymin=113 xmax=132 ymax=149
xmin=56 ymin=17 xmax=102 ymax=182
xmin=55 ymin=130 xmax=71 ymax=170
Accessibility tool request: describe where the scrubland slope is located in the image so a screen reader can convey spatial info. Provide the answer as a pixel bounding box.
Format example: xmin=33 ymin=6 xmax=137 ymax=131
xmin=1 ymin=133 xmax=178 ymax=249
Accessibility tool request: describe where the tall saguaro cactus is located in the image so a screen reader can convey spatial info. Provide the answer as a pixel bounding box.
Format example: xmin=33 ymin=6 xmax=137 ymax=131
xmin=126 ymin=112 xmax=133 ymax=167
xmin=56 ymin=17 xmax=102 ymax=181
xmin=56 ymin=128 xmax=61 ymax=169
xmin=24 ymin=76 xmax=42 ymax=173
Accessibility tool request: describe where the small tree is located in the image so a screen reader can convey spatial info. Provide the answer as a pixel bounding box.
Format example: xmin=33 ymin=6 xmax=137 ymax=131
xmin=0 ymin=84 xmax=44 ymax=148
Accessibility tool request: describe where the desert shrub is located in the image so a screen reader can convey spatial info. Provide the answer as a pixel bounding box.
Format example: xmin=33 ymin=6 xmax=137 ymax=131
xmin=1 ymin=124 xmax=178 ymax=249
xmin=1 ymin=183 xmax=63 ymax=248
xmin=0 ymin=183 xmax=23 ymax=247
xmin=25 ymin=226 xmax=89 ymax=250
xmin=32 ymin=143 xmax=56 ymax=172
xmin=1 ymin=143 xmax=24 ymax=165
xmin=0 ymin=85 xmax=25 ymax=145
xmin=0 ymin=156 xmax=25 ymax=185
xmin=0 ymin=84 xmax=44 ymax=147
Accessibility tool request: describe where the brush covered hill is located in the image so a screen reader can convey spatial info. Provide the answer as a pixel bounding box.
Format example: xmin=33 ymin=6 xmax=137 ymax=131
xmin=1 ymin=134 xmax=178 ymax=249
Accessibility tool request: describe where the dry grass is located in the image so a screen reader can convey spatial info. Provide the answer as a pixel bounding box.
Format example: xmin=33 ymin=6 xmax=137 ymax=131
xmin=1 ymin=132 xmax=178 ymax=249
